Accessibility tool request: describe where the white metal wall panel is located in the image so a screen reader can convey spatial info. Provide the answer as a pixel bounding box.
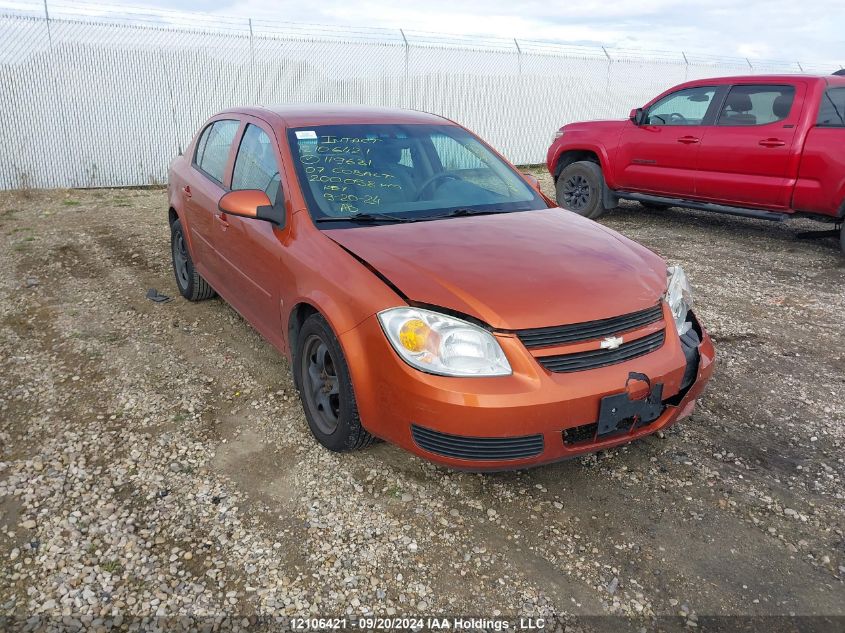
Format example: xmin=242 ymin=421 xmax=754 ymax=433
xmin=0 ymin=8 xmax=833 ymax=189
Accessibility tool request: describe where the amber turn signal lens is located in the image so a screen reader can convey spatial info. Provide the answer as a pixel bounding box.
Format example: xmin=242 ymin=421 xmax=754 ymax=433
xmin=398 ymin=318 xmax=429 ymax=353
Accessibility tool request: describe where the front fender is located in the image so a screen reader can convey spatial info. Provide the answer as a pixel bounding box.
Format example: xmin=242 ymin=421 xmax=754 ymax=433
xmin=547 ymin=136 xmax=617 ymax=189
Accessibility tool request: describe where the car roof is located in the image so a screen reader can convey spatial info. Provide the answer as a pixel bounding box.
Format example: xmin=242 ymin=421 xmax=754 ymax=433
xmin=680 ymin=74 xmax=834 ymax=86
xmin=221 ymin=104 xmax=453 ymax=128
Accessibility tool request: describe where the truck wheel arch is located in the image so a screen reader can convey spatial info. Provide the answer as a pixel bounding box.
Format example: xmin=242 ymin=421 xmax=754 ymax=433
xmin=553 ymin=149 xmax=604 ymax=181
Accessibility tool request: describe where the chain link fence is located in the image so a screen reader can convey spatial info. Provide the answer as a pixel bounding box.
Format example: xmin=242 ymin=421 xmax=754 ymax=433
xmin=0 ymin=1 xmax=839 ymax=189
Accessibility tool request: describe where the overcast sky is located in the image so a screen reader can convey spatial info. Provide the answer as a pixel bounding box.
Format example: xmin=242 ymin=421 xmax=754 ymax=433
xmin=113 ymin=0 xmax=841 ymax=64
xmin=3 ymin=0 xmax=842 ymax=65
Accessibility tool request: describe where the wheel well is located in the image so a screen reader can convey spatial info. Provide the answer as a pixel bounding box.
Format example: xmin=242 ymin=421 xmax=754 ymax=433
xmin=288 ymin=303 xmax=319 ymax=356
xmin=168 ymin=207 xmax=178 ymax=226
xmin=553 ymin=150 xmax=601 ymax=181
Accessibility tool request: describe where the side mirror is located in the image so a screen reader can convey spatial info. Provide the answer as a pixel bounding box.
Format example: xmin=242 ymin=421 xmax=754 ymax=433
xmin=522 ymin=173 xmax=542 ymax=194
xmin=218 ymin=190 xmax=283 ymax=225
xmin=629 ymin=107 xmax=645 ymax=125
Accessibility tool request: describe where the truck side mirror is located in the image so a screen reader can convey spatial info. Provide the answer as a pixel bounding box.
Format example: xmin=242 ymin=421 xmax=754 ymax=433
xmin=629 ymin=108 xmax=645 ymax=125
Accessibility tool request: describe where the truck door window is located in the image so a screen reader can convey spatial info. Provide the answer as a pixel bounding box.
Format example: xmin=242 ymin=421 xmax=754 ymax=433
xmin=717 ymin=85 xmax=796 ymax=126
xmin=817 ymin=87 xmax=845 ymax=127
xmin=646 ymin=87 xmax=716 ymax=126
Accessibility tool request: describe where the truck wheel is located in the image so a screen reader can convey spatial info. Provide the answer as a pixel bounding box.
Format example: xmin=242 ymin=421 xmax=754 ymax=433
xmin=555 ymin=161 xmax=608 ymax=219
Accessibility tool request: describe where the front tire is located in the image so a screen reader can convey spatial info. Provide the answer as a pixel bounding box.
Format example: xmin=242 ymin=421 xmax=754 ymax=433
xmin=171 ymin=219 xmax=216 ymax=301
xmin=555 ymin=161 xmax=609 ymax=219
xmin=296 ymin=314 xmax=375 ymax=452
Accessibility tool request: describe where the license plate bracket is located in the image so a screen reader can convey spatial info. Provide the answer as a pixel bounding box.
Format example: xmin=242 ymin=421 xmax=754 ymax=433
xmin=597 ymin=372 xmax=664 ymax=438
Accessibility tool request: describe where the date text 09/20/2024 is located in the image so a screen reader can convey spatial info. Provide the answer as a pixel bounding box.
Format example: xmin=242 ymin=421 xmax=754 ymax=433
xmin=290 ymin=616 xmax=548 ymax=630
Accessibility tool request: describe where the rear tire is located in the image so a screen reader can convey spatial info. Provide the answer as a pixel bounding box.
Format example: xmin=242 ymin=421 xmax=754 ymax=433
xmin=295 ymin=313 xmax=375 ymax=452
xmin=555 ymin=161 xmax=609 ymax=219
xmin=170 ymin=219 xmax=216 ymax=301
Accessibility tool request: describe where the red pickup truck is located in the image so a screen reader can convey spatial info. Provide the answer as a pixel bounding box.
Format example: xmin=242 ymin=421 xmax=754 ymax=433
xmin=546 ymin=74 xmax=845 ymax=254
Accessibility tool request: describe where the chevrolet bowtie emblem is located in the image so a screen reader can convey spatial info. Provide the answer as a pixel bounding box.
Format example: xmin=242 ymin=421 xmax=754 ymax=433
xmin=600 ymin=336 xmax=623 ymax=350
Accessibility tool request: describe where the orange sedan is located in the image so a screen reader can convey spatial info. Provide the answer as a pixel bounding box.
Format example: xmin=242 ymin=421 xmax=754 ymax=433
xmin=167 ymin=105 xmax=714 ymax=470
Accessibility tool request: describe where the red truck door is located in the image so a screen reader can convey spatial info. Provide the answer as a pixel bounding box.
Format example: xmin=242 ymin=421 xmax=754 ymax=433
xmin=615 ymin=85 xmax=722 ymax=197
xmin=694 ymin=83 xmax=806 ymax=209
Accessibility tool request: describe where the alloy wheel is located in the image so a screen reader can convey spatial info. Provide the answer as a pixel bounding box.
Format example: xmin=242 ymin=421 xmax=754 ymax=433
xmin=561 ymin=174 xmax=592 ymax=211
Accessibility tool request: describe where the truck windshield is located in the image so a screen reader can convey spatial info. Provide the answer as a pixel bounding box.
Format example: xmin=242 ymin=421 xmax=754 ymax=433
xmin=286 ymin=124 xmax=546 ymax=224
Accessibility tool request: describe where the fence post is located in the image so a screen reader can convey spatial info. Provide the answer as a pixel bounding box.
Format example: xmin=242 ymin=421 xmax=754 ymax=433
xmin=514 ymin=38 xmax=522 ymax=77
xmin=399 ymin=29 xmax=410 ymax=109
xmin=602 ymin=47 xmax=612 ymax=111
xmin=400 ymin=29 xmax=409 ymax=79
xmin=43 ymin=0 xmax=53 ymax=47
xmin=682 ymin=51 xmax=689 ymax=81
xmin=796 ymin=61 xmax=804 ymax=72
xmin=746 ymin=57 xmax=754 ymax=72
xmin=248 ymin=18 xmax=256 ymax=101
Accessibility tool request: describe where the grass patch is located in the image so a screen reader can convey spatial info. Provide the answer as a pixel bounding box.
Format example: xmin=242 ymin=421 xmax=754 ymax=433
xmin=101 ymin=560 xmax=123 ymax=574
xmin=62 ymin=200 xmax=81 ymax=207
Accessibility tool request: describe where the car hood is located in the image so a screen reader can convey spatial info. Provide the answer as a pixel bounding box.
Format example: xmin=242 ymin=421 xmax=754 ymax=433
xmin=324 ymin=208 xmax=667 ymax=330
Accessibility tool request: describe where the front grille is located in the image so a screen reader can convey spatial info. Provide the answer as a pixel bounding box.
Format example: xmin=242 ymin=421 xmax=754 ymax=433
xmin=411 ymin=425 xmax=544 ymax=461
xmin=537 ymin=330 xmax=665 ymax=373
xmin=563 ymin=423 xmax=598 ymax=446
xmin=515 ymin=304 xmax=664 ymax=349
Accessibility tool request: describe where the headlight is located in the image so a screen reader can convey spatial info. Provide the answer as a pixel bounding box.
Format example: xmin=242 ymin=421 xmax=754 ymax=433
xmin=665 ymin=265 xmax=693 ymax=336
xmin=377 ymin=307 xmax=512 ymax=377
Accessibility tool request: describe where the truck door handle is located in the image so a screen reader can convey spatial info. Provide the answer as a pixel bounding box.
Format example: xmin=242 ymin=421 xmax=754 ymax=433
xmin=216 ymin=213 xmax=230 ymax=229
xmin=182 ymin=185 xmax=192 ymax=198
xmin=677 ymin=136 xmax=700 ymax=144
xmin=759 ymin=138 xmax=786 ymax=147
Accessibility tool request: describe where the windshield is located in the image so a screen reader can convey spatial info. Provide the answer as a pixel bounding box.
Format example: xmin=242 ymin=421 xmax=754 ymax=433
xmin=286 ymin=124 xmax=546 ymax=224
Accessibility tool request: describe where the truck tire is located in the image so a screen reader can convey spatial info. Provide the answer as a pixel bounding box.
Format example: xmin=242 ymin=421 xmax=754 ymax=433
xmin=555 ymin=161 xmax=608 ymax=220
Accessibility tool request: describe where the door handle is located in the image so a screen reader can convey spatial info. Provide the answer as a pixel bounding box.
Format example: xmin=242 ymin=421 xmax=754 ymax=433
xmin=216 ymin=213 xmax=230 ymax=229
xmin=677 ymin=136 xmax=700 ymax=144
xmin=182 ymin=185 xmax=192 ymax=198
xmin=759 ymin=138 xmax=786 ymax=148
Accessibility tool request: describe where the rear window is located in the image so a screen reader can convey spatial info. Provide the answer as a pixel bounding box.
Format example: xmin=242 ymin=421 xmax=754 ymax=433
xmin=817 ymin=87 xmax=845 ymax=127
xmin=717 ymin=85 xmax=796 ymax=126
xmin=194 ymin=119 xmax=239 ymax=184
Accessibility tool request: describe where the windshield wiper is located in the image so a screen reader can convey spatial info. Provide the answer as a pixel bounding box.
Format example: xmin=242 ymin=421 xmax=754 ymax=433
xmin=315 ymin=212 xmax=416 ymax=224
xmin=412 ymin=208 xmax=516 ymax=221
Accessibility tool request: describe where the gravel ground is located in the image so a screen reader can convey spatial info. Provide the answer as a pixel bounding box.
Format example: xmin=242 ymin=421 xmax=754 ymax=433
xmin=0 ymin=173 xmax=843 ymax=632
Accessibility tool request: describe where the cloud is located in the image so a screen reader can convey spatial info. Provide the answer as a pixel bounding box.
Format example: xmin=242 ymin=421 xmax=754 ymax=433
xmin=19 ymin=0 xmax=844 ymax=65
xmin=215 ymin=0 xmax=844 ymax=63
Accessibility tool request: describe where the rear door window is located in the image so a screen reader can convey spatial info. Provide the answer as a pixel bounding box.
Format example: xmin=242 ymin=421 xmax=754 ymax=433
xmin=717 ymin=85 xmax=796 ymax=126
xmin=194 ymin=119 xmax=239 ymax=184
xmin=817 ymin=87 xmax=845 ymax=127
